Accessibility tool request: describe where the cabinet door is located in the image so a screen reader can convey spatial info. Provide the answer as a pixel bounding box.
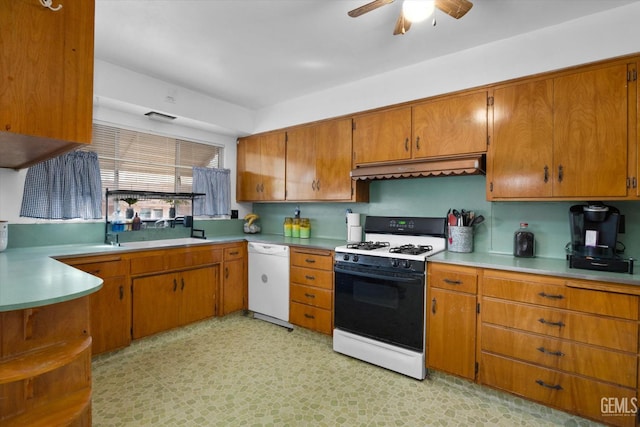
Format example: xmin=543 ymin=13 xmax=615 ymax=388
xmin=260 ymin=132 xmax=286 ymax=201
xmin=90 ymin=276 xmax=131 ymax=355
xmin=553 ymin=63 xmax=628 ymax=197
xmin=221 ymin=258 xmax=246 ymax=315
xmin=489 ymin=80 xmax=554 ymax=198
xmin=132 ymin=273 xmax=181 ymax=339
xmin=315 ymin=118 xmax=354 ymax=200
xmin=412 ymin=91 xmax=488 ymax=158
xmin=0 ymin=0 xmax=94 ymax=168
xmin=352 ymin=108 xmax=412 ymax=165
xmin=285 ymin=126 xmax=316 ymax=200
xmin=427 ymin=287 xmax=476 ymax=379
xmin=236 ymin=135 xmax=263 ymax=201
xmin=179 ymin=267 xmax=217 ymax=326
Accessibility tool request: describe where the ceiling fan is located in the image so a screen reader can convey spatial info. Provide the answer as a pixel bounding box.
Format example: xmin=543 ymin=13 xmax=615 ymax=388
xmin=348 ymin=0 xmax=473 ymax=35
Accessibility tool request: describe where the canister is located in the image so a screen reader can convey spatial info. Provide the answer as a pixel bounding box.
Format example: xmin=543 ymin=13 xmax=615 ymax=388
xmin=514 ymin=223 xmax=535 ymax=257
xmin=283 ymin=217 xmax=292 ymax=237
xmin=291 ymin=218 xmax=300 ymax=238
xmin=300 ymin=218 xmax=310 ymax=238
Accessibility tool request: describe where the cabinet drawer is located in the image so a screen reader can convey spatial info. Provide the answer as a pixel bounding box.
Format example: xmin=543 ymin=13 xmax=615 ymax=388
xmin=223 ymin=245 xmax=245 ymax=260
xmin=483 ymin=271 xmax=639 ymax=320
xmin=131 ymin=246 xmax=222 ymax=275
xmin=481 ymin=324 xmax=636 ymax=388
xmin=290 ymin=266 xmax=333 ymax=290
xmin=429 ymin=264 xmax=477 ymax=294
xmin=291 ymin=249 xmax=333 ymax=271
xmin=481 ymin=298 xmax=638 ymax=352
xmin=69 ymin=259 xmax=126 ymax=278
xmin=290 ymin=284 xmax=332 ymax=310
xmin=290 ymin=302 xmax=332 ymax=335
xmin=480 ymin=352 xmax=637 ymax=427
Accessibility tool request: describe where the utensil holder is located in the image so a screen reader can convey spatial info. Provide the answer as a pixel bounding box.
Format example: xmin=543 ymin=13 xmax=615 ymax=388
xmin=448 ymin=226 xmax=473 ymax=253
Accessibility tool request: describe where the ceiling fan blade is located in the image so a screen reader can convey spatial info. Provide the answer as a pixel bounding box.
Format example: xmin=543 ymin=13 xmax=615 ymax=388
xmin=435 ymin=0 xmax=473 ymax=19
xmin=393 ymin=12 xmax=411 ymax=35
xmin=348 ymin=0 xmax=395 ymax=18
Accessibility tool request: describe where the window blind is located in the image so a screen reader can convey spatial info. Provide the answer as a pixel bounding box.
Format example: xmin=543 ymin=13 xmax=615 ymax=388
xmin=84 ymin=124 xmax=222 ymax=194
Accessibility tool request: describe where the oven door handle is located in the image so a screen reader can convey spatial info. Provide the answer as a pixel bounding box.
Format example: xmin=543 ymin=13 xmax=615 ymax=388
xmin=334 ymin=266 xmax=422 ymax=283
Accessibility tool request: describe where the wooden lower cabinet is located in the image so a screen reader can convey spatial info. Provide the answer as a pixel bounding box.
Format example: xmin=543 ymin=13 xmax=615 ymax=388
xmin=59 ymin=254 xmax=131 ymax=355
xmin=0 ymin=297 xmax=93 ymax=426
xmin=478 ymin=268 xmax=639 ymax=427
xmin=289 ymin=247 xmax=334 ymax=335
xmin=219 ymin=243 xmax=247 ymax=316
xmin=427 ymin=264 xmax=478 ymax=380
xmin=132 ymin=266 xmax=218 ymax=339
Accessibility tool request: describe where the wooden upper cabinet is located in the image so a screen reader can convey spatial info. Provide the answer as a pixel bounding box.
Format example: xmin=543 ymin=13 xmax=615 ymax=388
xmin=489 ymin=79 xmax=554 ymax=198
xmin=353 ymin=108 xmax=412 ymax=165
xmin=488 ymin=59 xmax=634 ymax=200
xmin=236 ymin=132 xmax=286 ymax=201
xmin=286 ymin=118 xmax=354 ymax=201
xmin=0 ymin=0 xmax=95 ymax=169
xmin=553 ymin=63 xmax=629 ymax=198
xmin=412 ymin=91 xmax=488 ymax=159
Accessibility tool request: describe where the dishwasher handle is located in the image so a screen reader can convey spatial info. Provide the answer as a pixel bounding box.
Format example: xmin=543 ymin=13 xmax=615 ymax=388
xmin=248 ymin=242 xmax=290 ymax=256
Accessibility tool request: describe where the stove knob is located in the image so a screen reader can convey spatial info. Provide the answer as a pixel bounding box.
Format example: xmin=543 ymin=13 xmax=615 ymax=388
xmin=401 ymin=260 xmax=411 ymax=269
xmin=343 ymin=254 xmax=350 ymax=261
xmin=352 ymin=255 xmax=359 ymax=262
xmin=390 ymin=259 xmax=399 ymax=268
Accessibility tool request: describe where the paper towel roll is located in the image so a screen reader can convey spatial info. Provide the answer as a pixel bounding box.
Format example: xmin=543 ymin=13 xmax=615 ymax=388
xmin=348 ymin=226 xmax=362 ymax=243
xmin=347 ymin=213 xmax=360 ymax=227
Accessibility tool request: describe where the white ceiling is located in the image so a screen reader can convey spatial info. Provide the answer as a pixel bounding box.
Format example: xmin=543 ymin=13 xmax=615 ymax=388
xmin=95 ymin=0 xmax=638 ymax=111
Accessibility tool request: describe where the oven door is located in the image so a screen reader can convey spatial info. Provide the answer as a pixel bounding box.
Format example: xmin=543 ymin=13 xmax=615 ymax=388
xmin=334 ymin=263 xmax=425 ymax=352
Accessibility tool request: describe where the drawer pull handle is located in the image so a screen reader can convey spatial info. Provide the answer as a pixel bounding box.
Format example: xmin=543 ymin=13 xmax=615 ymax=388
xmin=229 ymin=251 xmax=239 ymax=256
xmin=305 ymin=275 xmax=316 ymax=281
xmin=181 ymin=278 xmax=185 ymax=291
xmin=431 ymin=297 xmax=437 ymax=315
xmin=305 ymin=258 xmax=316 ymax=264
xmin=538 ymin=292 xmax=564 ymax=300
xmin=443 ymin=278 xmax=462 ymax=285
xmin=536 ymin=347 xmax=564 ymax=357
xmin=119 ymin=285 xmax=124 ymax=300
xmin=538 ymin=318 xmax=565 ymax=328
xmin=89 ymin=269 xmax=101 ymax=275
xmin=225 ymin=267 xmax=229 ymax=279
xmin=535 ymin=379 xmax=563 ymax=391
xmin=304 ymin=293 xmax=316 ymax=299
xmin=173 ymin=278 xmax=178 ymax=292
xmin=304 ymin=313 xmax=315 ymax=319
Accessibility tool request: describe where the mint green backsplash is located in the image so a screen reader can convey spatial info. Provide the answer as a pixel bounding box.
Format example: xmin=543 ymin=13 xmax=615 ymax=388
xmin=7 ymin=219 xmax=245 ymax=248
xmin=254 ymin=176 xmax=640 ymax=260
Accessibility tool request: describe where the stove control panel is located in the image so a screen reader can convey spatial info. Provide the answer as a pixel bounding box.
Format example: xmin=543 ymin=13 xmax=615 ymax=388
xmin=335 ymin=252 xmax=426 ymax=273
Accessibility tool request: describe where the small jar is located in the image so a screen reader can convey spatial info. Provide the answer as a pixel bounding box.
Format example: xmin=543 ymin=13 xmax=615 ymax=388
xmin=299 ymin=218 xmax=310 ymax=239
xmin=283 ymin=217 xmax=292 ymax=237
xmin=514 ymin=222 xmax=535 ymax=258
xmin=291 ymin=218 xmax=300 ymax=238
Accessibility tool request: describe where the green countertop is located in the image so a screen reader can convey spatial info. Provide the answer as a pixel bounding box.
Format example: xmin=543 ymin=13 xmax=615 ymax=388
xmin=430 ymin=251 xmax=640 ymax=287
xmin=7 ymin=233 xmax=636 ymax=313
xmin=0 ymin=234 xmax=345 ymax=312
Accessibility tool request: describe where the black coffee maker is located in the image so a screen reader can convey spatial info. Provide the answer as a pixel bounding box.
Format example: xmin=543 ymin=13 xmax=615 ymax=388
xmin=567 ymin=202 xmax=633 ymax=273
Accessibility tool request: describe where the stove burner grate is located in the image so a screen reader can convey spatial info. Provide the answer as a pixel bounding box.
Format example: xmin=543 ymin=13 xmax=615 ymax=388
xmin=347 ymin=241 xmax=390 ymax=251
xmin=389 ymin=244 xmax=434 ymax=255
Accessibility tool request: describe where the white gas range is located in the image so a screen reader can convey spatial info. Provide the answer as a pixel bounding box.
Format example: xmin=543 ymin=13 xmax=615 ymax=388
xmin=333 ymin=216 xmax=447 ymax=380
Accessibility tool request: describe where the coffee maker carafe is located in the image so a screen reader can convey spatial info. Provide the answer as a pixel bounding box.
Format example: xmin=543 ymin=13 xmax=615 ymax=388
xmin=569 ymin=202 xmax=620 ymax=257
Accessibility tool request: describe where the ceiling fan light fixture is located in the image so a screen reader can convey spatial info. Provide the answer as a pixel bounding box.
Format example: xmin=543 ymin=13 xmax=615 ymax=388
xmin=402 ymin=0 xmax=435 ymax=23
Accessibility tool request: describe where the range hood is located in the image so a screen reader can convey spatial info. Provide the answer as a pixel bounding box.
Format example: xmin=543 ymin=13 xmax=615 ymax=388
xmin=351 ymin=154 xmax=485 ymax=181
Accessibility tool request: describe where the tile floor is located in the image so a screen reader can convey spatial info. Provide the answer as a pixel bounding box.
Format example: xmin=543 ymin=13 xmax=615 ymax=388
xmin=92 ymin=313 xmax=601 ymax=426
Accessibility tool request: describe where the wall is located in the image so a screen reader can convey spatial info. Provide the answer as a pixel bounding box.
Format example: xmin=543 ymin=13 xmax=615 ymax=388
xmin=253 ymin=177 xmax=640 ymax=260
xmin=2 ymin=3 xmax=639 ymax=252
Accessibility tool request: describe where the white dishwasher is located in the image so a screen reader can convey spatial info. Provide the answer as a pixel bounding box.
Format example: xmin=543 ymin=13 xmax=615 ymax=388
xmin=247 ymin=242 xmax=293 ymax=329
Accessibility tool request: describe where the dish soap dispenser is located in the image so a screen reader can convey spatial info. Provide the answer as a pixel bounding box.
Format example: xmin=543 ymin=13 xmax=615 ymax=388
xmin=514 ymin=222 xmax=534 ymax=258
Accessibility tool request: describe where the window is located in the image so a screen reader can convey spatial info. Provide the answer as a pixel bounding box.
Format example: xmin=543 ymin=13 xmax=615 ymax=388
xmin=81 ymin=123 xmax=223 ymax=218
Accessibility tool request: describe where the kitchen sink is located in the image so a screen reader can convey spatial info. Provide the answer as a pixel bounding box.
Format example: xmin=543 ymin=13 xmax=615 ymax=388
xmin=118 ymin=238 xmax=211 ymax=250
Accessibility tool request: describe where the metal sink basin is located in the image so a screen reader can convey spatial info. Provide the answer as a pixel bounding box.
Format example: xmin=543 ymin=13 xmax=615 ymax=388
xmin=118 ymin=238 xmax=210 ymax=250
